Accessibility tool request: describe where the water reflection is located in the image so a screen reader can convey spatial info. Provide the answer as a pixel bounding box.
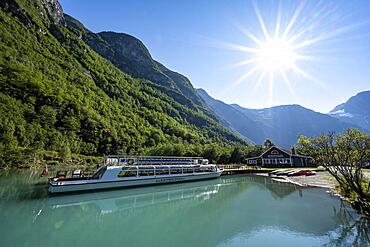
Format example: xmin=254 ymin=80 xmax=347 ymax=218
xmin=47 ymin=180 xmax=224 ymax=214
xmin=325 ymin=201 xmax=370 ymax=247
xmin=0 ymin=173 xmax=369 ymax=247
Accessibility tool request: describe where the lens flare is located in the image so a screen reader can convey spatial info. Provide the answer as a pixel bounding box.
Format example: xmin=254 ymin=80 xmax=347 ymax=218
xmin=222 ymin=0 xmax=368 ymax=104
xmin=255 ymin=38 xmax=298 ymax=72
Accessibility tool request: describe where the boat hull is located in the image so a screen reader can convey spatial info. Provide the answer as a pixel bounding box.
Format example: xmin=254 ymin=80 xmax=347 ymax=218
xmin=49 ymin=172 xmax=222 ymax=194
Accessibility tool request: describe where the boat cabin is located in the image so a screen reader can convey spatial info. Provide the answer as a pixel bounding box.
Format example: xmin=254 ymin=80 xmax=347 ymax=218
xmin=91 ymin=164 xmax=218 ymax=180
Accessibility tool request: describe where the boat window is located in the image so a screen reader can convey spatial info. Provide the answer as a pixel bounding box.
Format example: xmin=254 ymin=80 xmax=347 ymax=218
xmin=184 ymin=168 xmax=194 ymax=174
xmin=138 ymin=168 xmax=154 ymax=176
xmin=118 ymin=167 xmax=137 ymax=177
xmin=200 ymin=167 xmax=213 ymax=172
xmin=170 ymin=168 xmax=182 ymax=174
xmin=92 ymin=166 xmax=107 ymax=179
xmin=155 ymin=167 xmax=169 ymax=175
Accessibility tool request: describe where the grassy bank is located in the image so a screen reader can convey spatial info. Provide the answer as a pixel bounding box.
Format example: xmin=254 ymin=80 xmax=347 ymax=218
xmin=0 ymin=148 xmax=103 ymax=170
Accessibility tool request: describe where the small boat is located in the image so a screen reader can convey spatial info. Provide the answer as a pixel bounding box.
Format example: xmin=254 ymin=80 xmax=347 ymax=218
xmin=274 ymin=170 xmax=294 ymax=176
xmin=268 ymin=169 xmax=288 ymax=176
xmin=287 ymin=170 xmax=316 ymax=177
xmin=303 ymin=170 xmax=316 ymax=176
xmin=287 ymin=170 xmax=304 ymax=177
xmin=48 ymin=156 xmax=222 ymax=194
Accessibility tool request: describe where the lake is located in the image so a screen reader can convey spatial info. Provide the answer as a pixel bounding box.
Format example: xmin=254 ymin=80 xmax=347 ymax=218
xmin=0 ymin=171 xmax=369 ymax=247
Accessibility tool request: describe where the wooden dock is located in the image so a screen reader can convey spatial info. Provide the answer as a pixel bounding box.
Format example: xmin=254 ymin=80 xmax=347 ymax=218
xmin=221 ymin=168 xmax=270 ymax=176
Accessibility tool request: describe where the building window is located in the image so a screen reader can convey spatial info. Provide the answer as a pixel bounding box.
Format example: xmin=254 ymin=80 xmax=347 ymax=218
xmin=248 ymin=160 xmax=257 ymax=165
xmin=271 ymin=150 xmax=279 ymax=155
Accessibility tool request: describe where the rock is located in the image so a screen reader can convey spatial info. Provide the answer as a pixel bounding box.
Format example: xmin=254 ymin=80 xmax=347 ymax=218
xmin=40 ymin=0 xmax=65 ymax=24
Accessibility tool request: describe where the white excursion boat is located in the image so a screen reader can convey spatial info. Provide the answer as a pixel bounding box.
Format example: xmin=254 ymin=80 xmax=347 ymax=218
xmin=48 ymin=156 xmax=222 ymax=194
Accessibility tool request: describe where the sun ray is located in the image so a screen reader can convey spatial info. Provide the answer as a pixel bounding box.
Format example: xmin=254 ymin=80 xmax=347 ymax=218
xmin=280 ymin=70 xmax=295 ymax=95
xmin=233 ymin=23 xmax=264 ymax=46
xmin=229 ymin=58 xmax=259 ymax=68
xmin=252 ymin=69 xmax=267 ymax=94
xmin=287 ymin=23 xmax=317 ymax=44
xmin=252 ymin=1 xmax=270 ymax=40
xmin=282 ymin=1 xmax=305 ymax=38
xmin=233 ymin=65 xmax=260 ymax=86
xmin=291 ymin=65 xmax=325 ymax=89
xmin=246 ymin=32 xmax=264 ymax=46
xmin=225 ymin=43 xmax=258 ymax=53
xmin=267 ymin=72 xmax=274 ymax=105
xmin=292 ymin=20 xmax=370 ymax=50
xmin=274 ymin=1 xmax=282 ymax=38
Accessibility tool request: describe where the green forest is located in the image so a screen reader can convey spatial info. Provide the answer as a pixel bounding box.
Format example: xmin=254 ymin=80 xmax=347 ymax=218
xmin=0 ymin=0 xmax=255 ymax=168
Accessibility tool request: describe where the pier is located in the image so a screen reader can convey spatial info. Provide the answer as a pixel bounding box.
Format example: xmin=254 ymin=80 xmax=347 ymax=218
xmin=219 ymin=166 xmax=271 ymax=176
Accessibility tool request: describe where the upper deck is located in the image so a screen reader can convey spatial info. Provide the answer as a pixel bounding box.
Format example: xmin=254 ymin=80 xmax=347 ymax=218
xmin=104 ymin=156 xmax=209 ymax=166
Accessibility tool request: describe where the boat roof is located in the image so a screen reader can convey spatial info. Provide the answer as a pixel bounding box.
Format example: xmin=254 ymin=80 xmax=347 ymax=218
xmin=106 ymin=164 xmax=215 ymax=170
xmin=105 ymin=155 xmax=204 ymax=159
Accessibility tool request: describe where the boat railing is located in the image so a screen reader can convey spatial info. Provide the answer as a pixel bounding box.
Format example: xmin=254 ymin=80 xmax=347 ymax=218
xmin=116 ymin=164 xmax=217 ymax=178
xmin=104 ymin=156 xmax=208 ymax=166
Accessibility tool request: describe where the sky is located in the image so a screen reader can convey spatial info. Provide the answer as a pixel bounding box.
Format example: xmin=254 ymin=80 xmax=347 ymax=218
xmin=60 ymin=0 xmax=370 ymax=113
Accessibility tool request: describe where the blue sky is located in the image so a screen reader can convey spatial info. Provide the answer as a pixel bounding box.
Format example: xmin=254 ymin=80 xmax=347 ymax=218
xmin=60 ymin=0 xmax=370 ymax=113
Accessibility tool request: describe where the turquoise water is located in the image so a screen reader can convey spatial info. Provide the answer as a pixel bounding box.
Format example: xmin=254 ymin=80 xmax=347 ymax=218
xmin=0 ymin=171 xmax=369 ymax=247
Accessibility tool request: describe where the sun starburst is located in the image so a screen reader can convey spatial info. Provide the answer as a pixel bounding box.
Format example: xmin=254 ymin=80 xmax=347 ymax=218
xmin=221 ymin=0 xmax=370 ymax=105
xmin=255 ymin=38 xmax=300 ymax=72
xmin=229 ymin=1 xmax=315 ymax=95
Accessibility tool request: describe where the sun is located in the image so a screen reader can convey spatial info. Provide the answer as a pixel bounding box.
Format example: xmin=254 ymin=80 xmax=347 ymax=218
xmin=221 ymin=0 xmax=367 ymax=105
xmin=226 ymin=1 xmax=331 ymax=96
xmin=255 ymin=38 xmax=298 ymax=72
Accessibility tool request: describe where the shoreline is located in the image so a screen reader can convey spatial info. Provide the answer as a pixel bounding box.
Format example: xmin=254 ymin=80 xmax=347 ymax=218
xmin=254 ymin=171 xmax=337 ymax=189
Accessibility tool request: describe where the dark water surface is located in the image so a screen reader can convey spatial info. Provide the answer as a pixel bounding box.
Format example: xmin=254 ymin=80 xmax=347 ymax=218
xmin=0 ymin=171 xmax=369 ymax=247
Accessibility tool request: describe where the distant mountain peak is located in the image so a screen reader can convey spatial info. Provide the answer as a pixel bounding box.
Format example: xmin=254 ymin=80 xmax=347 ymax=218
xmin=330 ymin=90 xmax=370 ymax=114
xmin=329 ymin=90 xmax=370 ymax=131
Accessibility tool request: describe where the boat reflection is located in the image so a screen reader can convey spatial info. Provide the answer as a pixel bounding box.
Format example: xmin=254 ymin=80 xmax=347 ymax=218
xmin=47 ymin=178 xmax=224 ymax=214
xmin=46 ymin=175 xmax=300 ymax=214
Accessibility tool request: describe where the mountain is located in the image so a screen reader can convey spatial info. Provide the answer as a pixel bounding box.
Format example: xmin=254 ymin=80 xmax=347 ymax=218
xmin=63 ymin=14 xmax=207 ymax=113
xmin=198 ymin=89 xmax=361 ymax=147
xmin=329 ymin=90 xmax=370 ymax=131
xmin=197 ymin=89 xmax=262 ymax=144
xmin=0 ymin=0 xmax=246 ymax=167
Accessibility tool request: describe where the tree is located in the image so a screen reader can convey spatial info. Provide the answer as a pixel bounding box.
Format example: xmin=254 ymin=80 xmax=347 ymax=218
xmin=263 ymin=139 xmax=275 ymax=149
xmin=297 ymin=129 xmax=370 ymax=215
xmin=230 ymin=147 xmax=242 ymax=164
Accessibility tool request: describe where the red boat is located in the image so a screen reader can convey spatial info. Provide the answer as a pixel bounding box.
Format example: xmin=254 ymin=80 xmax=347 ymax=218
xmin=287 ymin=170 xmax=316 ymax=177
xmin=304 ymin=170 xmax=316 ymax=176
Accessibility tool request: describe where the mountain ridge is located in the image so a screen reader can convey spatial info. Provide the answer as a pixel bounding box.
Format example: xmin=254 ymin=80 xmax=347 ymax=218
xmin=63 ymin=14 xmax=207 ymax=112
xmin=329 ymin=90 xmax=370 ymax=131
xmin=197 ymin=88 xmax=365 ymax=147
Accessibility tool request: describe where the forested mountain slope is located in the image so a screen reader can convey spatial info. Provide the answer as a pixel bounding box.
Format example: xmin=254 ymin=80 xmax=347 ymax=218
xmin=63 ymin=14 xmax=208 ymax=115
xmin=0 ymin=0 xmax=246 ymax=167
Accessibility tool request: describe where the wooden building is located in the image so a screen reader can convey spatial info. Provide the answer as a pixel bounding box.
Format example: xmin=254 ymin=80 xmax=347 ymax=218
xmin=246 ymin=146 xmax=314 ymax=168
